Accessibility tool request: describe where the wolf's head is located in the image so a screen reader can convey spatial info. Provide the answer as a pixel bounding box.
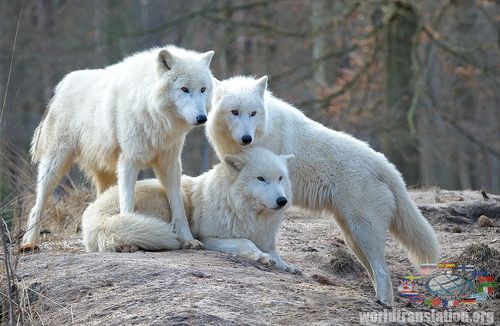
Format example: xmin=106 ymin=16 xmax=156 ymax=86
xmin=224 ymin=147 xmax=293 ymax=215
xmin=154 ymin=46 xmax=214 ymax=126
xmin=208 ymin=76 xmax=268 ymax=149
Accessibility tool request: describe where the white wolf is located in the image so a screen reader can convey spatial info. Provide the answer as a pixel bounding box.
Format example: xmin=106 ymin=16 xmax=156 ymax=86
xmin=22 ymin=45 xmax=214 ymax=250
xmin=81 ymin=147 xmax=300 ymax=273
xmin=206 ymin=76 xmax=440 ymax=305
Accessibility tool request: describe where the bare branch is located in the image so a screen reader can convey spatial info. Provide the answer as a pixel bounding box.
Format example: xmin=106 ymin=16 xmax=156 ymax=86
xmin=0 ymin=11 xmax=22 ymax=136
xmin=437 ymin=113 xmax=500 ymax=158
xmin=1 ymin=218 xmax=18 ymax=326
xmin=298 ymin=27 xmax=383 ymax=109
xmin=21 ymin=0 xmax=289 ymax=59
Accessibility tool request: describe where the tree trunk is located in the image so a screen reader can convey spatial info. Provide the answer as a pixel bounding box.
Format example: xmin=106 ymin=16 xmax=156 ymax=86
xmin=140 ymin=0 xmax=167 ymax=48
xmin=218 ymin=0 xmax=236 ymax=77
xmin=36 ymin=0 xmax=54 ymax=104
xmin=311 ymin=0 xmax=328 ymax=87
xmin=261 ymin=3 xmax=276 ymax=74
xmin=0 ymin=0 xmax=7 ymax=106
xmin=93 ymin=0 xmax=105 ymax=67
xmin=382 ymin=0 xmax=419 ymax=185
xmin=105 ymin=0 xmax=128 ymax=62
xmin=453 ymin=0 xmax=477 ymax=190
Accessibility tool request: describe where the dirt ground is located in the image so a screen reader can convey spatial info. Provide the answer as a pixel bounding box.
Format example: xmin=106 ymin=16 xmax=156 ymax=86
xmin=5 ymin=189 xmax=500 ymax=325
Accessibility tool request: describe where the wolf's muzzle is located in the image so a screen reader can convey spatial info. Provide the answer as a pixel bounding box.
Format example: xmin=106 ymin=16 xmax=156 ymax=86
xmin=276 ymin=196 xmax=288 ymax=208
xmin=195 ymin=115 xmax=208 ymax=125
xmin=241 ymin=135 xmax=252 ymax=145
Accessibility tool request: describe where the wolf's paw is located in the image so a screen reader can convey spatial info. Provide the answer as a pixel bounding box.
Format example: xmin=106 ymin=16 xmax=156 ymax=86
xmin=181 ymin=239 xmax=204 ymax=250
xmin=19 ymin=243 xmax=40 ymax=253
xmin=256 ymin=253 xmax=277 ymax=267
xmin=285 ymin=265 xmax=302 ymax=275
xmin=375 ymin=298 xmax=392 ymax=309
xmin=114 ymin=244 xmax=139 ymax=253
xmin=255 ymin=254 xmax=276 ymax=266
xmin=276 ymin=262 xmax=302 ymax=275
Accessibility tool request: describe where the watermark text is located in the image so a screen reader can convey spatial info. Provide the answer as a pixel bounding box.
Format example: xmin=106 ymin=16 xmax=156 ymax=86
xmin=359 ymin=309 xmax=495 ymax=324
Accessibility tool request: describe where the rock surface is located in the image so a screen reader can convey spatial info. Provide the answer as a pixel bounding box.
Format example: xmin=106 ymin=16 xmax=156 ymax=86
xmin=8 ymin=190 xmax=500 ymax=325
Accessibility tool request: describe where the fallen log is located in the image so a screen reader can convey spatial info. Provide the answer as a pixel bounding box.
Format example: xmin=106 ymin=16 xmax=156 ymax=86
xmin=419 ymin=200 xmax=500 ymax=225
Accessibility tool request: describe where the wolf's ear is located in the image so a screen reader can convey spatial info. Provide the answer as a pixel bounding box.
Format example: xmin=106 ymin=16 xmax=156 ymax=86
xmin=281 ymin=154 xmax=295 ymax=164
xmin=213 ymin=78 xmax=224 ymax=101
xmin=158 ymin=49 xmax=175 ymax=71
xmin=255 ymin=75 xmax=268 ymax=96
xmin=201 ymin=50 xmax=215 ymax=67
xmin=224 ymin=154 xmax=246 ymax=172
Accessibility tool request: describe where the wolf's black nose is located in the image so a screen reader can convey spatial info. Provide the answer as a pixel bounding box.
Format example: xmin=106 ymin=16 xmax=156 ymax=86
xmin=241 ymin=135 xmax=252 ymax=145
xmin=276 ymin=196 xmax=288 ymax=208
xmin=196 ymin=115 xmax=207 ymax=124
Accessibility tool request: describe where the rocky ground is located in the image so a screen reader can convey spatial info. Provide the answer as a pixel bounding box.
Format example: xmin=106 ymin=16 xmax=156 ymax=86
xmin=3 ymin=189 xmax=500 ymax=325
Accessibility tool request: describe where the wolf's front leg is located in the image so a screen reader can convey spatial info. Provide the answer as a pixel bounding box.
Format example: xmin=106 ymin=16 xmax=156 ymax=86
xmin=201 ymin=237 xmax=275 ymax=266
xmin=155 ymin=157 xmax=203 ymax=249
xmin=117 ymin=155 xmax=140 ymax=214
xmin=259 ymin=237 xmax=302 ymax=274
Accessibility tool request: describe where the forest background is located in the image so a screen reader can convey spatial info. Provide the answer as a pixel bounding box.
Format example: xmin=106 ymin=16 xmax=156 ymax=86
xmin=0 ymin=0 xmax=499 ymax=212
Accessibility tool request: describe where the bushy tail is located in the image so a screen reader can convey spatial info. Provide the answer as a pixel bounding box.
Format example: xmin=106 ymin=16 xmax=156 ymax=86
xmin=84 ymin=212 xmax=181 ymax=252
xmin=30 ymin=102 xmax=55 ymax=164
xmin=387 ymin=175 xmax=440 ymax=265
xmin=105 ymin=213 xmax=181 ymax=251
xmin=30 ymin=120 xmax=44 ymax=163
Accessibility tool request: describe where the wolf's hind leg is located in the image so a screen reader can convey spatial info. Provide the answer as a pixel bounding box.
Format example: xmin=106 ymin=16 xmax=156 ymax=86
xmin=22 ymin=150 xmax=74 ymax=249
xmin=335 ymin=209 xmax=393 ymax=306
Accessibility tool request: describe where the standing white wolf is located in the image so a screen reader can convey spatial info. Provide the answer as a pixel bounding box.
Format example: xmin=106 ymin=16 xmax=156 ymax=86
xmin=22 ymin=45 xmax=214 ymax=250
xmin=206 ymin=76 xmax=440 ymax=305
xmin=81 ymin=147 xmax=300 ymax=274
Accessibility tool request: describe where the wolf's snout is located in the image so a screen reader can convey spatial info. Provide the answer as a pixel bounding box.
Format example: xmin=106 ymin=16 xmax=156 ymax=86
xmin=276 ymin=196 xmax=288 ymax=208
xmin=241 ymin=135 xmax=252 ymax=145
xmin=195 ymin=115 xmax=207 ymax=125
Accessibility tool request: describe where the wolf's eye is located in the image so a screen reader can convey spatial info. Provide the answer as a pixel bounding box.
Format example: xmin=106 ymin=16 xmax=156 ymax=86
xmin=251 ymin=111 xmax=257 ymax=117
xmin=279 ymin=176 xmax=283 ymax=181
xmin=257 ymin=176 xmax=265 ymax=182
xmin=201 ymin=87 xmax=206 ymax=93
xmin=231 ymin=110 xmax=239 ymax=116
xmin=181 ymin=87 xmax=189 ymax=93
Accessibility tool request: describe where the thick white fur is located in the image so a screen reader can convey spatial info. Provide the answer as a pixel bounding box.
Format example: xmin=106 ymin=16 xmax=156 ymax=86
xmin=23 ymin=45 xmax=215 ymax=249
xmin=206 ymin=76 xmax=440 ymax=305
xmin=82 ymin=147 xmax=300 ymax=274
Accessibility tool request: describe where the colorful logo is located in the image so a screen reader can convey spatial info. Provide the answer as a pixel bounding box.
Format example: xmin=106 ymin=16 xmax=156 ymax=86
xmin=397 ymin=262 xmax=498 ymax=308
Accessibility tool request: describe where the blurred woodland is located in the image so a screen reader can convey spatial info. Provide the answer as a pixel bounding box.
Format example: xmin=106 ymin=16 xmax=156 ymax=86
xmin=0 ymin=0 xmax=499 ymax=209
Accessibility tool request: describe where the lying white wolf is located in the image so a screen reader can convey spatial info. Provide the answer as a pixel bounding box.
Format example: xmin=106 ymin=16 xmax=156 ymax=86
xmin=206 ymin=76 xmax=440 ymax=305
xmin=22 ymin=45 xmax=214 ymax=250
xmin=81 ymin=147 xmax=300 ymax=274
